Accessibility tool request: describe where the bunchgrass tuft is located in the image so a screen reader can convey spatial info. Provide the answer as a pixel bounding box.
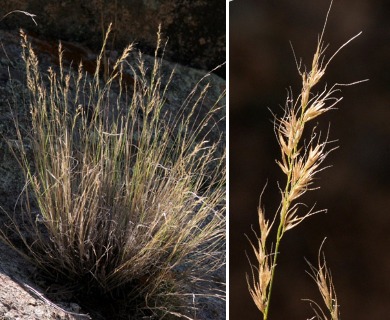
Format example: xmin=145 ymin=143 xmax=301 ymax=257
xmin=1 ymin=24 xmax=225 ymax=319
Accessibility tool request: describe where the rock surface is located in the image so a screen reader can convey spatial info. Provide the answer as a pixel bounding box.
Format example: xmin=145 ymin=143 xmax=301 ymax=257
xmin=0 ymin=242 xmax=85 ymax=320
xmin=1 ymin=1 xmax=225 ymax=77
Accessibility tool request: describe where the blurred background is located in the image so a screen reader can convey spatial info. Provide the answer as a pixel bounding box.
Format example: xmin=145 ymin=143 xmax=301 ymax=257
xmin=230 ymin=0 xmax=390 ymax=319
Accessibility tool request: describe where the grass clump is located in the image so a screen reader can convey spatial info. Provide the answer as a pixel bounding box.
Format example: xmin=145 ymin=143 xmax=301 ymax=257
xmin=246 ymin=2 xmax=366 ymax=319
xmin=1 ymin=24 xmax=225 ymax=319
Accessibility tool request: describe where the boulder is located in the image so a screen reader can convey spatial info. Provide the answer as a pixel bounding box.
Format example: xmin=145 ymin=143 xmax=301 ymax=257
xmin=1 ymin=0 xmax=226 ymax=77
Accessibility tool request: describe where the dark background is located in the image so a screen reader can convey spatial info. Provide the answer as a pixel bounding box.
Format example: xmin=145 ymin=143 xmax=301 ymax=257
xmin=230 ymin=0 xmax=390 ymax=319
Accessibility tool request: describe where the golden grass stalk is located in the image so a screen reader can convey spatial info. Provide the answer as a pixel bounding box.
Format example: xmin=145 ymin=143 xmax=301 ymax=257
xmin=246 ymin=2 xmax=366 ymax=319
xmin=1 ymin=24 xmax=225 ymax=319
xmin=0 ymin=10 xmax=38 ymax=26
xmin=305 ymin=240 xmax=340 ymax=320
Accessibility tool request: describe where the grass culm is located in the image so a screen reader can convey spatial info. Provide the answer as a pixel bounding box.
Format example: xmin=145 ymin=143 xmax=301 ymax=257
xmin=246 ymin=2 xmax=366 ymax=319
xmin=1 ymin=24 xmax=225 ymax=319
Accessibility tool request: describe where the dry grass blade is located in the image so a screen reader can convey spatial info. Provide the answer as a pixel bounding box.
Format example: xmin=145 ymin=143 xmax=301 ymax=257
xmin=0 ymin=10 xmax=38 ymax=26
xmin=246 ymin=207 xmax=273 ymax=314
xmin=304 ymin=240 xmax=340 ymax=320
xmin=246 ymin=1 xmax=367 ymax=319
xmin=245 ymin=184 xmax=276 ymax=314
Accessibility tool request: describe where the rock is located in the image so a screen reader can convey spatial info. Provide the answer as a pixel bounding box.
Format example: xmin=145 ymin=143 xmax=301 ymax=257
xmin=0 ymin=242 xmax=82 ymax=319
xmin=1 ymin=1 xmax=225 ymax=77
